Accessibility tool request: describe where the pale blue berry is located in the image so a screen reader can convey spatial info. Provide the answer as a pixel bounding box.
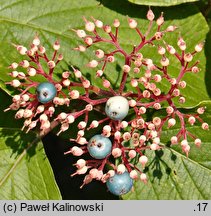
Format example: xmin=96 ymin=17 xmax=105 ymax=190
xmin=105 ymin=96 xmax=129 ymax=120
xmin=87 ymin=134 xmax=112 ymax=159
xmin=106 ymin=171 xmax=133 ymax=196
xmin=36 ymin=82 xmax=57 ymax=104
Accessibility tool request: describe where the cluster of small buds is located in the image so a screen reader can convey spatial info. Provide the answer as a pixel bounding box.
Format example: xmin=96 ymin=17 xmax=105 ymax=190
xmin=6 ymin=8 xmax=209 ymax=196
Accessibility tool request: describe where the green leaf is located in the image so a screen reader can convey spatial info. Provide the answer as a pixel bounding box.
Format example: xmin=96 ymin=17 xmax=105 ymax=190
xmin=0 ymin=0 xmax=209 ymax=107
xmin=128 ymin=0 xmax=199 ymax=6
xmin=123 ymin=101 xmax=211 ymax=199
xmin=0 ymin=90 xmax=61 ymax=199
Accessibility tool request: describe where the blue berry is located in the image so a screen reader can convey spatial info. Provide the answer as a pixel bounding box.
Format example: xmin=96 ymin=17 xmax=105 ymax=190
xmin=105 ymin=96 xmax=129 ymax=120
xmin=87 ymin=134 xmax=112 ymax=159
xmin=36 ymin=82 xmax=57 ymax=104
xmin=106 ymin=172 xmax=133 ymax=196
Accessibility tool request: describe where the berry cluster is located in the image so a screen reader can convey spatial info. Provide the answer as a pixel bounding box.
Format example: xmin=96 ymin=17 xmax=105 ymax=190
xmin=5 ymin=9 xmax=209 ymax=196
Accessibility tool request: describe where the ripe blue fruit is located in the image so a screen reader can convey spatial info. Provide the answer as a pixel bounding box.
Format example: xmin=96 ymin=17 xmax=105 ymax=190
xmin=36 ymin=82 xmax=57 ymax=104
xmin=87 ymin=134 xmax=112 ymax=159
xmin=106 ymin=172 xmax=133 ymax=196
xmin=105 ymin=96 xmax=129 ymax=120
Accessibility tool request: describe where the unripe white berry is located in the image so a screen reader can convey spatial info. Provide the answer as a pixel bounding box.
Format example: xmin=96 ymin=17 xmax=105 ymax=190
xmin=20 ymin=60 xmax=30 ymax=68
xmin=47 ymin=60 xmax=55 ymax=69
xmin=76 ymin=29 xmax=86 ymax=38
xmin=177 ymin=38 xmax=186 ymax=50
xmin=95 ymin=49 xmax=104 ymax=58
xmin=23 ymin=109 xmax=33 ymax=118
xmin=48 ymin=106 xmax=55 ymax=116
xmin=131 ymin=79 xmax=138 ymax=87
xmin=28 ymin=121 xmax=37 ymax=130
xmin=143 ymin=90 xmax=151 ymax=98
xmin=39 ymin=113 xmax=48 ymax=122
xmin=150 ymin=143 xmax=160 ymax=150
xmin=84 ymin=37 xmax=93 ymax=45
xmin=62 ymin=71 xmax=70 ymax=79
xmin=153 ymin=137 xmax=160 ymax=145
xmin=58 ymin=112 xmax=67 ymax=120
xmin=139 ymin=107 xmax=146 ymax=114
xmin=22 ymin=94 xmax=30 ymax=102
xmin=195 ymin=42 xmax=204 ymax=52
xmin=181 ymin=139 xmax=188 ymax=147
xmin=12 ymin=95 xmax=21 ymax=103
xmin=74 ymin=69 xmax=82 ymax=78
xmin=166 ymin=106 xmax=174 ymax=115
xmin=112 ymin=148 xmax=122 ymax=158
xmin=89 ymin=168 xmax=99 ymax=179
xmin=166 ymin=45 xmax=176 ymax=54
xmin=140 ymin=173 xmax=147 ymax=183
xmin=103 ymin=125 xmax=111 ymax=133
xmin=11 ymin=79 xmax=21 ymax=87
xmin=18 ymin=46 xmax=27 ymax=55
xmin=107 ymin=56 xmax=115 ymax=63
xmin=77 ymin=137 xmax=87 ymax=145
xmin=70 ymin=146 xmax=83 ymax=156
xmin=117 ymin=164 xmax=126 ymax=174
xmin=166 ymin=25 xmax=177 ymax=32
xmin=158 ymin=46 xmax=166 ymax=55
xmin=10 ymin=71 xmax=18 ymax=77
xmin=123 ymin=65 xmax=131 ymax=73
xmin=15 ymin=109 xmax=24 ymax=119
xmin=114 ymin=131 xmax=121 ymax=140
xmin=82 ymin=80 xmax=90 ymax=88
xmin=173 ymin=89 xmax=180 ymax=97
xmin=40 ymin=120 xmax=50 ymax=130
xmin=72 ymin=166 xmax=88 ymax=176
xmin=168 ymin=118 xmax=176 ymax=127
xmin=178 ymin=81 xmax=186 ymax=89
xmin=94 ymin=19 xmax=103 ymax=28
xmin=197 ymin=107 xmax=205 ymax=115
xmin=128 ymin=150 xmax=136 ymax=159
xmin=154 ymin=74 xmax=162 ymax=82
xmin=87 ymin=60 xmax=98 ymax=68
xmin=153 ymin=117 xmax=161 ymax=126
xmin=129 ymin=99 xmax=137 ymax=107
xmin=128 ymin=18 xmax=137 ymax=28
xmin=62 ymin=79 xmax=71 ymax=87
xmin=188 ymin=116 xmax=196 ymax=125
xmin=75 ymin=159 xmax=86 ymax=169
xmin=120 ymin=121 xmax=128 ymax=128
xmin=147 ymin=9 xmax=155 ymax=21
xmin=10 ymin=62 xmax=18 ymax=69
xmin=171 ymin=136 xmax=178 ymax=144
xmin=202 ymin=122 xmax=209 ymax=130
xmin=130 ymin=170 xmax=138 ymax=179
xmin=192 ymin=66 xmax=200 ymax=73
xmin=156 ymin=13 xmax=164 ymax=26
xmin=139 ymin=135 xmax=146 ymax=144
xmin=103 ymin=25 xmax=111 ymax=33
xmin=103 ymin=79 xmax=110 ymax=88
xmin=85 ymin=21 xmax=95 ymax=32
xmin=153 ymin=103 xmax=161 ymax=110
xmin=123 ymin=132 xmax=131 ymax=141
xmin=179 ymin=96 xmax=186 ymax=104
xmin=160 ymin=56 xmax=169 ymax=66
xmin=78 ymin=121 xmax=87 ymax=129
xmin=113 ymin=19 xmax=120 ymax=28
xmin=96 ymin=70 xmax=103 ymax=77
xmin=89 ymin=120 xmax=99 ymax=128
xmin=194 ymin=138 xmax=201 ymax=147
xmin=184 ymin=53 xmax=193 ymax=62
xmin=69 ymin=90 xmax=80 ymax=99
xmin=139 ymin=155 xmax=148 ymax=167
